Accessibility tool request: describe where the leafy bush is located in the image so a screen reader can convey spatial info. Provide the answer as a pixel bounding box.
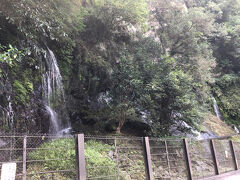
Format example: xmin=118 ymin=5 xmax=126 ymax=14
xmin=0 ymin=44 xmax=22 ymax=66
xmin=13 ymin=80 xmax=29 ymax=105
xmin=29 ymin=138 xmax=76 ymax=171
xmin=214 ymin=74 xmax=240 ymax=125
xmin=85 ymin=140 xmax=117 ymax=177
xmin=91 ymin=0 xmax=149 ymax=27
xmin=28 ymin=138 xmax=117 ymax=179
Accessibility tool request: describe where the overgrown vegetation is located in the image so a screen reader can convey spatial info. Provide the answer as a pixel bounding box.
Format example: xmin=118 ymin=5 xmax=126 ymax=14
xmin=29 ymin=139 xmax=117 ymax=179
xmin=28 ymin=138 xmax=149 ymax=179
xmin=0 ymin=0 xmax=239 ymax=135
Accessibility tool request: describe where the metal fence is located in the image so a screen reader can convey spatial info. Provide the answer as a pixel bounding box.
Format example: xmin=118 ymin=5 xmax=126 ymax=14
xmin=0 ymin=134 xmax=76 ymax=180
xmin=149 ymin=138 xmax=187 ymax=180
xmin=188 ymin=138 xmax=239 ymax=179
xmin=188 ymin=139 xmax=215 ymax=179
xmin=84 ymin=136 xmax=147 ymax=180
xmin=0 ymin=134 xmax=240 ymax=180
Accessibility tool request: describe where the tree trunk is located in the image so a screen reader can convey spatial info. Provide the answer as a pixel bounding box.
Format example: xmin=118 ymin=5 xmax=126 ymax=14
xmin=116 ymin=112 xmax=125 ymax=134
xmin=116 ymin=125 xmax=121 ymax=134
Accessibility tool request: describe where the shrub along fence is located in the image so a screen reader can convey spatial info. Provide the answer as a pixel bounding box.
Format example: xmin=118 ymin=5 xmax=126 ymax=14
xmin=0 ymin=134 xmax=239 ymax=180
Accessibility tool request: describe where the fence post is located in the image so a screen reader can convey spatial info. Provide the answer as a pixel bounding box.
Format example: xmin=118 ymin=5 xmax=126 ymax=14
xmin=143 ymin=137 xmax=154 ymax=180
xmin=22 ymin=135 xmax=27 ymax=180
xmin=183 ymin=139 xmax=192 ymax=180
xmin=164 ymin=140 xmax=171 ymax=173
xmin=75 ymin=134 xmax=86 ymax=180
xmin=210 ymin=139 xmax=219 ymax=175
xmin=230 ymin=140 xmax=238 ymax=170
xmin=114 ymin=137 xmax=120 ymax=180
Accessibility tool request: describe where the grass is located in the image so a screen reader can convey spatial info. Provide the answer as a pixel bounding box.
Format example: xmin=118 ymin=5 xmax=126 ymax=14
xmin=28 ymin=138 xmax=117 ymax=179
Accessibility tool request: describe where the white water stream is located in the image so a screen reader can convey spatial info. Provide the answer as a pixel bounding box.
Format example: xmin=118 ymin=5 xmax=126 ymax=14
xmin=42 ymin=47 xmax=70 ymax=134
xmin=7 ymin=95 xmax=14 ymax=129
xmin=212 ymin=97 xmax=239 ymax=134
xmin=213 ymin=97 xmax=222 ymax=120
xmin=234 ymin=126 xmax=240 ymax=134
xmin=170 ymin=120 xmax=217 ymax=140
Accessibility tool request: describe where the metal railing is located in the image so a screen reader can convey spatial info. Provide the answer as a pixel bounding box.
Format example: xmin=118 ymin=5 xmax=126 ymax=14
xmin=0 ymin=134 xmax=76 ymax=180
xmin=0 ymin=134 xmax=240 ymax=180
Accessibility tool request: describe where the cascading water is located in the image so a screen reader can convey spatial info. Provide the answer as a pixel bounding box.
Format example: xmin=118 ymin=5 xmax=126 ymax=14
xmin=213 ymin=97 xmax=222 ymax=120
xmin=0 ymin=95 xmax=14 ymax=129
xmin=7 ymin=95 xmax=14 ymax=129
xmin=212 ymin=97 xmax=239 ymax=134
xmin=42 ymin=46 xmax=70 ymax=134
xmin=234 ymin=125 xmax=240 ymax=134
xmin=170 ymin=120 xmax=218 ymax=140
xmin=45 ymin=105 xmax=59 ymax=133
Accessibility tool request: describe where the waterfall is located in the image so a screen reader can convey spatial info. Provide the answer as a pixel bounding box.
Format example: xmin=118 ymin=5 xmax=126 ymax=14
xmin=170 ymin=120 xmax=218 ymax=140
xmin=45 ymin=105 xmax=59 ymax=133
xmin=7 ymin=95 xmax=14 ymax=129
xmin=0 ymin=95 xmax=14 ymax=130
xmin=213 ymin=97 xmax=222 ymax=120
xmin=234 ymin=125 xmax=240 ymax=134
xmin=42 ymin=46 xmax=70 ymax=134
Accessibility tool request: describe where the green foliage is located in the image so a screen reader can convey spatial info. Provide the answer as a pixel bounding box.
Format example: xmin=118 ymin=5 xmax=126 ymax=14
xmin=146 ymin=56 xmax=203 ymax=135
xmin=81 ymin=0 xmax=149 ymax=44
xmin=103 ymin=36 xmax=205 ymax=135
xmin=214 ymin=74 xmax=240 ymax=125
xmin=0 ymin=0 xmax=240 ymax=135
xmin=216 ymin=74 xmax=239 ymax=88
xmin=87 ymin=0 xmax=149 ymax=29
xmin=13 ymin=80 xmax=28 ymax=104
xmin=85 ymin=140 xmax=117 ymax=177
xmin=29 ymin=138 xmax=117 ymax=178
xmin=0 ymin=0 xmax=88 ymax=41
xmin=203 ymin=0 xmax=240 ymax=126
xmin=0 ymin=44 xmax=29 ymax=105
xmin=55 ymin=41 xmax=75 ymax=81
xmin=1 ymin=0 xmax=148 ymax=42
xmin=29 ymin=138 xmax=75 ymax=172
xmin=0 ymin=44 xmax=22 ymax=67
xmin=12 ymin=79 xmax=33 ymax=105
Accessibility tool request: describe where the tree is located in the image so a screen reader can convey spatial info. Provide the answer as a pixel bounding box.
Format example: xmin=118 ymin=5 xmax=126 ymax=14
xmin=105 ymin=36 xmax=203 ymax=135
xmin=108 ymin=50 xmax=143 ymax=133
xmin=151 ymin=0 xmax=216 ymax=106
